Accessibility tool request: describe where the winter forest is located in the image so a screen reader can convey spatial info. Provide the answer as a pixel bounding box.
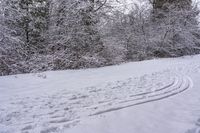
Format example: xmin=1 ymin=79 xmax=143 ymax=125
xmin=1 ymin=0 xmax=200 ymax=76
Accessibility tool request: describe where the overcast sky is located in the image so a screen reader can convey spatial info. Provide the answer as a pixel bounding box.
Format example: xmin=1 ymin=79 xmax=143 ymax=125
xmin=111 ymin=0 xmax=148 ymax=13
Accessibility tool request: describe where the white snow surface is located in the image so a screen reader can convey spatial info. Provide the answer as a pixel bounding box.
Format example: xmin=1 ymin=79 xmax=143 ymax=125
xmin=1 ymin=55 xmax=200 ymax=133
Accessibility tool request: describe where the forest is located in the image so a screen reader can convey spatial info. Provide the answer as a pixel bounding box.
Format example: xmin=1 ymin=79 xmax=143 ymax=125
xmin=0 ymin=0 xmax=200 ymax=76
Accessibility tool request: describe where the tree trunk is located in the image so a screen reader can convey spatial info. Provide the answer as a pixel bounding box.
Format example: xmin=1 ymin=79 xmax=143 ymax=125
xmin=25 ymin=2 xmax=29 ymax=44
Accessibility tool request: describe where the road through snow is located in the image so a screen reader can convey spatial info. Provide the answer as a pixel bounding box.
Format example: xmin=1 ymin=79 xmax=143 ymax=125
xmin=0 ymin=55 xmax=200 ymax=133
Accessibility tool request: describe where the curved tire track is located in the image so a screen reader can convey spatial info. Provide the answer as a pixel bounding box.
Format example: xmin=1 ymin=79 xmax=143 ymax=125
xmin=0 ymin=71 xmax=193 ymax=132
xmin=91 ymin=74 xmax=192 ymax=116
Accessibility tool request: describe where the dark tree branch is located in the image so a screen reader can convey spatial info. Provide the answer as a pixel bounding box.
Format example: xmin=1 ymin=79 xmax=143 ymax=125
xmin=94 ymin=0 xmax=107 ymax=12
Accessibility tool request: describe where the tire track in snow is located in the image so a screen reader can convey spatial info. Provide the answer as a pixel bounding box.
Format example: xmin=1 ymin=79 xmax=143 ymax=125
xmin=0 ymin=70 xmax=193 ymax=133
xmin=91 ymin=75 xmax=192 ymax=116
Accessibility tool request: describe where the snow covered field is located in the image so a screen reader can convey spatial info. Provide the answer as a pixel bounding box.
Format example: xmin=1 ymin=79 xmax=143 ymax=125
xmin=1 ymin=55 xmax=200 ymax=133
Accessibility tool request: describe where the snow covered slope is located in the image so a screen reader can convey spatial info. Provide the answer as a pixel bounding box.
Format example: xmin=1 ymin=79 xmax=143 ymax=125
xmin=1 ymin=55 xmax=200 ymax=133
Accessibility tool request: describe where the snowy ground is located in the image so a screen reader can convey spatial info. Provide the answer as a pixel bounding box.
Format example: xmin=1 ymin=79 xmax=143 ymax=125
xmin=0 ymin=55 xmax=200 ymax=133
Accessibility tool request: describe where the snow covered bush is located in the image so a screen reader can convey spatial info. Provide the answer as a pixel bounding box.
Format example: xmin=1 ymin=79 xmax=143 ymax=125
xmin=0 ymin=0 xmax=108 ymax=75
xmin=149 ymin=1 xmax=200 ymax=57
xmin=1 ymin=0 xmax=200 ymax=76
xmin=104 ymin=1 xmax=200 ymax=61
xmin=47 ymin=0 xmax=107 ymax=69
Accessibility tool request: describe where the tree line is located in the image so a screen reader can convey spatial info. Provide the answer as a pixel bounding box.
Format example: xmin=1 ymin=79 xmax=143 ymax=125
xmin=0 ymin=0 xmax=200 ymax=76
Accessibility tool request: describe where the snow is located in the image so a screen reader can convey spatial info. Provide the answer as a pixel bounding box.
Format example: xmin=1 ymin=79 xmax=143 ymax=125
xmin=1 ymin=55 xmax=200 ymax=133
